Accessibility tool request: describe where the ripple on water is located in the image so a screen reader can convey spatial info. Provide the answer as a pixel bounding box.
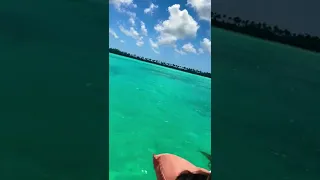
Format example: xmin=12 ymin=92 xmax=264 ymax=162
xmin=109 ymin=54 xmax=211 ymax=180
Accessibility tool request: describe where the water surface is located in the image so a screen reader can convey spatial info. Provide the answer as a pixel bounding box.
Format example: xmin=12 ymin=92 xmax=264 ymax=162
xmin=0 ymin=0 xmax=108 ymax=179
xmin=109 ymin=53 xmax=211 ymax=180
xmin=212 ymin=27 xmax=320 ymax=180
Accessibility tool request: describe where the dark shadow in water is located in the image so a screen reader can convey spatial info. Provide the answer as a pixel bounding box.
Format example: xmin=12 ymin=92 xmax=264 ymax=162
xmin=110 ymin=65 xmax=123 ymax=77
xmin=139 ymin=66 xmax=211 ymax=90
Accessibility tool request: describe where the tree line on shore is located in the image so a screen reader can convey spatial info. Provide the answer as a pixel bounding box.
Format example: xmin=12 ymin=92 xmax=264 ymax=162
xmin=109 ymin=48 xmax=211 ymax=78
xmin=211 ymin=12 xmax=320 ymax=53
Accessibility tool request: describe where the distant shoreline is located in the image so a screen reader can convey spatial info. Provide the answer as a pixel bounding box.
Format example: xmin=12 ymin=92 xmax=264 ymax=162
xmin=212 ymin=26 xmax=320 ymax=55
xmin=109 ymin=48 xmax=211 ymax=78
xmin=211 ymin=13 xmax=320 ymax=53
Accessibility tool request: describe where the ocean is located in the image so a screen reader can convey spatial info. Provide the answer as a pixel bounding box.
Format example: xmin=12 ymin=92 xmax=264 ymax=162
xmin=212 ymin=27 xmax=320 ymax=180
xmin=109 ymin=53 xmax=211 ymax=180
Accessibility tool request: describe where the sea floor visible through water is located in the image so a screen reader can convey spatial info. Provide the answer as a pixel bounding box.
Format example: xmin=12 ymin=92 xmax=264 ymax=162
xmin=109 ymin=53 xmax=211 ymax=180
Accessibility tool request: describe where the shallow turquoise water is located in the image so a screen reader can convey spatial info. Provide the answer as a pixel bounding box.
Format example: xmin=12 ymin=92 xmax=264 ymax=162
xmin=109 ymin=53 xmax=211 ymax=180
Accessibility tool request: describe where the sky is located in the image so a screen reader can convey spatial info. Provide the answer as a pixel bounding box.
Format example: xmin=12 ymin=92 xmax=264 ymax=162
xmin=109 ymin=0 xmax=211 ymax=73
xmin=212 ymin=0 xmax=320 ymax=36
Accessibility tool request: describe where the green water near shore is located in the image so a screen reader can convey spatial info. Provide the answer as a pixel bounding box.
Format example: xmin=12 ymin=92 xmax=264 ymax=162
xmin=109 ymin=53 xmax=211 ymax=180
xmin=212 ymin=27 xmax=320 ymax=180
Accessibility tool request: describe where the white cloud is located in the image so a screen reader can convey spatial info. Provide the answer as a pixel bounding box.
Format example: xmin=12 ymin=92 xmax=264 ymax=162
xmin=149 ymin=38 xmax=159 ymax=53
xmin=174 ymin=48 xmax=186 ymax=55
xmin=119 ymin=25 xmax=144 ymax=47
xmin=154 ymin=4 xmax=199 ymax=46
xmin=136 ymin=39 xmax=144 ymax=46
xmin=109 ymin=28 xmax=119 ymax=39
xmin=129 ymin=17 xmax=135 ymax=26
xmin=149 ymin=38 xmax=158 ymax=49
xmin=152 ymin=48 xmax=160 ymax=54
xmin=110 ymin=0 xmax=136 ymax=11
xmin=182 ymin=43 xmax=197 ymax=54
xmin=155 ymin=34 xmax=177 ymax=46
xmin=125 ymin=11 xmax=136 ymax=18
xmin=119 ymin=25 xmax=140 ymax=39
xmin=144 ymin=3 xmax=158 ymax=15
xmin=110 ymin=0 xmax=137 ymax=24
xmin=187 ymin=0 xmax=211 ymax=21
xmin=124 ymin=11 xmax=136 ymax=26
xmin=200 ymin=38 xmax=211 ymax=53
xmin=198 ymin=48 xmax=204 ymax=54
xmin=140 ymin=21 xmax=148 ymax=36
xmin=120 ymin=40 xmax=125 ymax=43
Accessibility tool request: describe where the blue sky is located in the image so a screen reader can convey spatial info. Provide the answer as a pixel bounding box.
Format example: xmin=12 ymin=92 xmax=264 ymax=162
xmin=109 ymin=0 xmax=211 ymax=73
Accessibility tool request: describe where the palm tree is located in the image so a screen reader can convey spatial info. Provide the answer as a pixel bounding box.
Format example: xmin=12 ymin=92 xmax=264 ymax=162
xmin=211 ymin=12 xmax=320 ymax=52
xmin=109 ymin=48 xmax=211 ymax=77
xmin=233 ymin=17 xmax=241 ymax=25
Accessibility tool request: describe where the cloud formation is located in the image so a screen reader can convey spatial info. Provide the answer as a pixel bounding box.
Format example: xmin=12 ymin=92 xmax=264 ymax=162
xmin=144 ymin=3 xmax=158 ymax=15
xmin=149 ymin=38 xmax=159 ymax=53
xmin=182 ymin=43 xmax=197 ymax=54
xmin=200 ymin=38 xmax=211 ymax=53
xmin=174 ymin=48 xmax=186 ymax=55
xmin=110 ymin=0 xmax=136 ymax=12
xmin=154 ymin=4 xmax=199 ymax=46
xmin=109 ymin=28 xmax=119 ymax=39
xmin=119 ymin=25 xmax=144 ymax=46
xmin=187 ymin=0 xmax=211 ymax=21
xmin=140 ymin=21 xmax=148 ymax=36
xmin=129 ymin=17 xmax=135 ymax=26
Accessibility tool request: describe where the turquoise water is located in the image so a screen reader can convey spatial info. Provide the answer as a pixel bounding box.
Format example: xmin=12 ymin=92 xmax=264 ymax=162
xmin=109 ymin=53 xmax=211 ymax=179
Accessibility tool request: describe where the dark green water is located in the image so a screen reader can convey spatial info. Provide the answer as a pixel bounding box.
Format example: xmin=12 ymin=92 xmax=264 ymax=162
xmin=212 ymin=27 xmax=320 ymax=180
xmin=0 ymin=1 xmax=108 ymax=179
